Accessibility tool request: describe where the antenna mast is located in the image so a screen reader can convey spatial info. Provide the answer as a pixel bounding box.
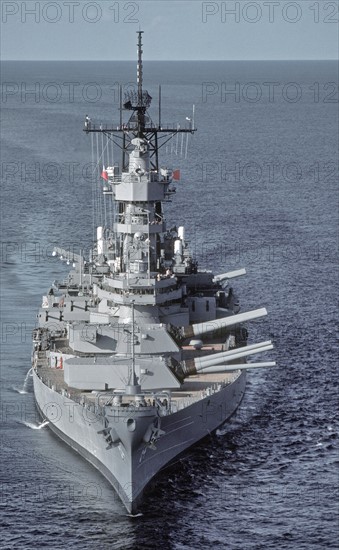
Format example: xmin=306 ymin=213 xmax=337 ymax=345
xmin=84 ymin=30 xmax=196 ymax=171
xmin=137 ymin=30 xmax=144 ymax=104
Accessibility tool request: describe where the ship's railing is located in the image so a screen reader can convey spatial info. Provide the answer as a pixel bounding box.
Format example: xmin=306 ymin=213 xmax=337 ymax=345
xmin=96 ymin=391 xmax=171 ymax=416
xmin=106 ymin=175 xmax=171 ymax=186
xmin=169 ymin=372 xmax=241 ymax=413
xmin=100 ymin=282 xmax=179 ymax=297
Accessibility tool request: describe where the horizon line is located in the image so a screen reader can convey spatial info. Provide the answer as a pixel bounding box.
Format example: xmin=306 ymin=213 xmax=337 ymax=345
xmin=2 ymin=58 xmax=338 ymax=62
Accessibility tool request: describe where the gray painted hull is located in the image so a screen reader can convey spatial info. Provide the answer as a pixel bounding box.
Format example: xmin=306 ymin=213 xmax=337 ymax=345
xmin=33 ymin=369 xmax=246 ymax=513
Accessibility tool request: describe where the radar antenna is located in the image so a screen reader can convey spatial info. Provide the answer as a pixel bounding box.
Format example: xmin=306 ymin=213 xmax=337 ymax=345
xmin=84 ymin=30 xmax=197 ymax=172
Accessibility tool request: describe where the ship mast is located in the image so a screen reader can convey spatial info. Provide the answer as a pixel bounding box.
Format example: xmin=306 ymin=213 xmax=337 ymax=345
xmin=84 ymin=31 xmax=197 ymax=278
xmin=84 ymin=30 xmax=196 ymax=173
xmin=137 ymin=30 xmax=144 ymax=136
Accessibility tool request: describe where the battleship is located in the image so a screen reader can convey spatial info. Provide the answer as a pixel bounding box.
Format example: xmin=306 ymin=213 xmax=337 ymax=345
xmin=32 ymin=32 xmax=275 ymax=513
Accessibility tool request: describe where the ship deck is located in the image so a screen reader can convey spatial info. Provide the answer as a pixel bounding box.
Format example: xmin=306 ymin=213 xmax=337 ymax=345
xmin=34 ymin=344 xmax=240 ymax=415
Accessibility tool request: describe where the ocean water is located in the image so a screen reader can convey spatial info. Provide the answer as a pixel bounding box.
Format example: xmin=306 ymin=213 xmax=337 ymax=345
xmin=0 ymin=61 xmax=338 ymax=549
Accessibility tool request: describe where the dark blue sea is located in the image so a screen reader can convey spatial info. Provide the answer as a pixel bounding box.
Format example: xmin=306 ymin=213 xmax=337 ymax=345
xmin=1 ymin=61 xmax=338 ymax=549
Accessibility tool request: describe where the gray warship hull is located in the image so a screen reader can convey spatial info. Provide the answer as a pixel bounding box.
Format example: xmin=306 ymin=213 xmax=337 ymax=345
xmin=33 ymin=368 xmax=246 ymax=512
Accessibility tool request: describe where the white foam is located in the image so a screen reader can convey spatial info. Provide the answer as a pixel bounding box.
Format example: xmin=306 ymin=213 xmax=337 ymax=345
xmin=15 ymin=368 xmax=33 ymax=394
xmin=22 ymin=420 xmax=49 ymax=430
xmin=12 ymin=387 xmax=28 ymax=394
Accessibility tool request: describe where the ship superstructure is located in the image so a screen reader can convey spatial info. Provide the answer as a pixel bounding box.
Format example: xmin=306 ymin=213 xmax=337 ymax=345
xmin=32 ymin=32 xmax=274 ymax=513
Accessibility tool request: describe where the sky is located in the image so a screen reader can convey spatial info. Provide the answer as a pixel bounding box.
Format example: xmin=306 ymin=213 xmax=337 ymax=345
xmin=0 ymin=0 xmax=338 ymax=60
